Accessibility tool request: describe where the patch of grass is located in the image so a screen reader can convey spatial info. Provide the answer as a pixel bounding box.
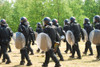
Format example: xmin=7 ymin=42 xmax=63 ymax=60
xmin=0 ymin=41 xmax=100 ymax=67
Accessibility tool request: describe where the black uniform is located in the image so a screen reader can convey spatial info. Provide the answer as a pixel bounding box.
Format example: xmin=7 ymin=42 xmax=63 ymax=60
xmin=18 ymin=23 xmax=34 ymax=66
xmin=0 ymin=24 xmax=13 ymax=64
xmin=94 ymin=23 xmax=100 ymax=59
xmin=70 ymin=22 xmax=82 ymax=59
xmin=83 ymin=23 xmax=93 ymax=55
xmin=36 ymin=26 xmax=43 ymax=34
xmin=8 ymin=44 xmax=12 ymax=52
xmin=7 ymin=25 xmax=12 ymax=52
xmin=63 ymin=25 xmax=72 ymax=53
xmin=54 ymin=25 xmax=64 ymax=61
xmin=42 ymin=25 xmax=61 ymax=67
xmin=36 ymin=25 xmax=43 ymax=53
xmin=27 ymin=27 xmax=34 ymax=55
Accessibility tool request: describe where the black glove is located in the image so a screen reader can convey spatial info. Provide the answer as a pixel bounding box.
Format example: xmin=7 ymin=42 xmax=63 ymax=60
xmin=63 ymin=39 xmax=66 ymax=42
xmin=82 ymin=36 xmax=84 ymax=41
xmin=32 ymin=41 xmax=34 ymax=45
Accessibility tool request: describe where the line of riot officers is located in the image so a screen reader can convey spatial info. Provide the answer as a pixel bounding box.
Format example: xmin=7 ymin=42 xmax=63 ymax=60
xmin=0 ymin=15 xmax=100 ymax=67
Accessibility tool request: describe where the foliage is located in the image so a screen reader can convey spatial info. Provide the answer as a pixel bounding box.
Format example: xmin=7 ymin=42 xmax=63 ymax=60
xmin=0 ymin=0 xmax=99 ymax=32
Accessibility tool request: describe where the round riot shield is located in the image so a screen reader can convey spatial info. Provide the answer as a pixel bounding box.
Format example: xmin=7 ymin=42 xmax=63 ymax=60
xmin=13 ymin=32 xmax=25 ymax=49
xmin=82 ymin=29 xmax=88 ymax=42
xmin=36 ymin=33 xmax=52 ymax=52
xmin=66 ymin=30 xmax=75 ymax=46
xmin=89 ymin=29 xmax=100 ymax=45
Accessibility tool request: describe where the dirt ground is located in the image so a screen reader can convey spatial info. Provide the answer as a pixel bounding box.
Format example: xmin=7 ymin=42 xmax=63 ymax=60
xmin=0 ymin=40 xmax=100 ymax=67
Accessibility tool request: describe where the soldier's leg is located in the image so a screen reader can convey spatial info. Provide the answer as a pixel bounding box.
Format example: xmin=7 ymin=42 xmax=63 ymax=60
xmin=0 ymin=45 xmax=5 ymax=62
xmin=42 ymin=51 xmax=50 ymax=67
xmin=70 ymin=45 xmax=75 ymax=58
xmin=2 ymin=44 xmax=11 ymax=64
xmin=56 ymin=48 xmax=64 ymax=61
xmin=49 ymin=49 xmax=61 ymax=67
xmin=28 ymin=44 xmax=34 ymax=55
xmin=20 ymin=49 xmax=25 ymax=65
xmin=96 ymin=45 xmax=100 ymax=59
xmin=8 ymin=43 xmax=11 ymax=52
xmin=98 ymin=46 xmax=100 ymax=59
xmin=2 ymin=54 xmax=6 ymax=62
xmin=83 ymin=41 xmax=88 ymax=55
xmin=75 ymin=43 xmax=81 ymax=59
xmin=68 ymin=43 xmax=72 ymax=53
xmin=23 ymin=47 xmax=32 ymax=66
xmin=0 ymin=45 xmax=3 ymax=61
xmin=88 ymin=41 xmax=93 ymax=55
xmin=0 ymin=45 xmax=2 ymax=59
xmin=65 ymin=42 xmax=68 ymax=53
xmin=29 ymin=46 xmax=34 ymax=55
xmin=96 ymin=46 xmax=100 ymax=59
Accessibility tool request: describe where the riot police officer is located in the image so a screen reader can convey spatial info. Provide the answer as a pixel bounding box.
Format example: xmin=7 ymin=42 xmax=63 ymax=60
xmin=52 ymin=19 xmax=64 ymax=61
xmin=27 ymin=22 xmax=34 ymax=55
xmin=0 ymin=19 xmax=13 ymax=64
xmin=63 ymin=19 xmax=72 ymax=53
xmin=69 ymin=17 xmax=82 ymax=59
xmin=36 ymin=22 xmax=43 ymax=53
xmin=36 ymin=22 xmax=43 ymax=33
xmin=93 ymin=15 xmax=100 ymax=59
xmin=42 ymin=17 xmax=61 ymax=67
xmin=18 ymin=17 xmax=34 ymax=66
xmin=83 ymin=18 xmax=93 ymax=55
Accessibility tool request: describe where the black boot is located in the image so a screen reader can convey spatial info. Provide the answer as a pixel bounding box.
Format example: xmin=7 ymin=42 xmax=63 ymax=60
xmin=76 ymin=57 xmax=81 ymax=59
xmin=20 ymin=61 xmax=25 ymax=65
xmin=2 ymin=59 xmax=5 ymax=62
xmin=27 ymin=60 xmax=32 ymax=66
xmin=6 ymin=60 xmax=11 ymax=64
xmin=70 ymin=55 xmax=74 ymax=58
xmin=83 ymin=52 xmax=87 ymax=55
xmin=89 ymin=53 xmax=93 ymax=56
xmin=55 ymin=63 xmax=61 ymax=67
xmin=8 ymin=50 xmax=12 ymax=52
xmin=30 ymin=52 xmax=34 ymax=55
xmin=42 ymin=63 xmax=48 ymax=67
xmin=60 ymin=58 xmax=64 ymax=61
xmin=64 ymin=50 xmax=68 ymax=54
xmin=37 ymin=49 xmax=40 ymax=53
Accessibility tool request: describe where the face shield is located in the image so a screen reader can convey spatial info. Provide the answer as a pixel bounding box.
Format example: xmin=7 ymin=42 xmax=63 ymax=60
xmin=83 ymin=20 xmax=90 ymax=24
xmin=64 ymin=21 xmax=70 ymax=26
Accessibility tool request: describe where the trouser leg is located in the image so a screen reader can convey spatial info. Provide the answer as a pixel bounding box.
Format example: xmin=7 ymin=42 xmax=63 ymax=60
xmin=75 ymin=43 xmax=81 ymax=58
xmin=56 ymin=48 xmax=64 ymax=60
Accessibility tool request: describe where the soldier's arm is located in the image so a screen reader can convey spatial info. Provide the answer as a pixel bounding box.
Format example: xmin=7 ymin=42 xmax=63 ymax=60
xmin=9 ymin=28 xmax=13 ymax=37
xmin=61 ymin=27 xmax=65 ymax=36
xmin=18 ymin=25 xmax=23 ymax=32
xmin=79 ymin=25 xmax=84 ymax=40
xmin=56 ymin=32 xmax=61 ymax=42
xmin=29 ymin=27 xmax=35 ymax=44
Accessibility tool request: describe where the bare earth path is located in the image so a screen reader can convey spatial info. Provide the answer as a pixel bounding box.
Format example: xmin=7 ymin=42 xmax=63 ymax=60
xmin=0 ymin=40 xmax=100 ymax=67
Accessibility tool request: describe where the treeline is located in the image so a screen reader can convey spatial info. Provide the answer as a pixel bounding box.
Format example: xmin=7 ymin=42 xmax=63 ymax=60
xmin=0 ymin=0 xmax=100 ymax=32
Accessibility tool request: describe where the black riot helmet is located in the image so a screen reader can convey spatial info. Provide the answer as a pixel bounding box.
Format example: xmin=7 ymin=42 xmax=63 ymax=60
xmin=64 ymin=19 xmax=69 ymax=25
xmin=93 ymin=15 xmax=100 ymax=23
xmin=20 ymin=17 xmax=27 ymax=24
xmin=84 ymin=18 xmax=90 ymax=24
xmin=70 ymin=16 xmax=76 ymax=23
xmin=0 ymin=19 xmax=7 ymax=25
xmin=43 ymin=17 xmax=51 ymax=26
xmin=37 ymin=22 xmax=42 ymax=28
xmin=52 ymin=19 xmax=58 ymax=26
